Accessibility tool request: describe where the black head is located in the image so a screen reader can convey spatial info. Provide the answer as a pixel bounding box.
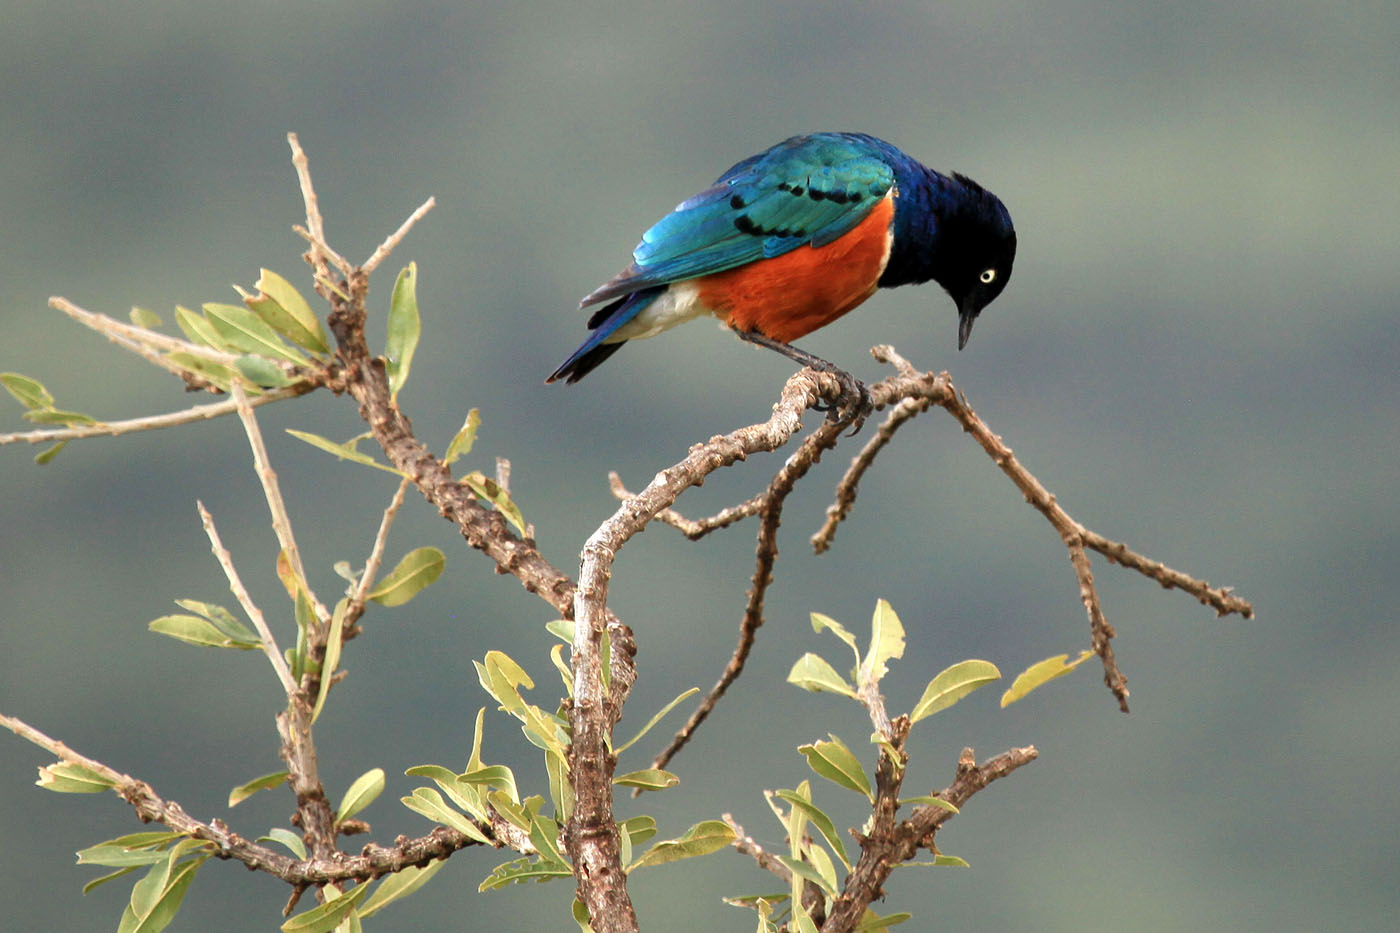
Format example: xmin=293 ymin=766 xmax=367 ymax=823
xmin=932 ymin=174 xmax=1016 ymax=350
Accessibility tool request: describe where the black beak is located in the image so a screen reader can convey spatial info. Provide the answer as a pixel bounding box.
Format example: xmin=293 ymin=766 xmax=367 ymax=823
xmin=957 ymin=304 xmax=978 ymax=351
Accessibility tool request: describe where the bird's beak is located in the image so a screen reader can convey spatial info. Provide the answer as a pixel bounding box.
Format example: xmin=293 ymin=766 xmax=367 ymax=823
xmin=957 ymin=303 xmax=978 ymax=351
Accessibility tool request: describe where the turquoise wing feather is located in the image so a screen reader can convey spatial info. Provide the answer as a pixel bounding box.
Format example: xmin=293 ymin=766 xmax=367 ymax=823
xmin=582 ymin=134 xmax=895 ymax=306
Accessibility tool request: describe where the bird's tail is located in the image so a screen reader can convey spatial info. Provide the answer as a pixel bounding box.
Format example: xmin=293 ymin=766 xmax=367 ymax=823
xmin=546 ymin=287 xmax=664 ymax=384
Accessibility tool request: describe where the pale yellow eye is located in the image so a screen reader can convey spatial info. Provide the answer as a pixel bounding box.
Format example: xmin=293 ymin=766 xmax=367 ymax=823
xmin=979 ymin=268 xmax=997 ymax=284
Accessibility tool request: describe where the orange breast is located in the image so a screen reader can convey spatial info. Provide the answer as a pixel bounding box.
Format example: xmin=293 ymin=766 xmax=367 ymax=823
xmin=695 ymin=192 xmax=895 ymax=344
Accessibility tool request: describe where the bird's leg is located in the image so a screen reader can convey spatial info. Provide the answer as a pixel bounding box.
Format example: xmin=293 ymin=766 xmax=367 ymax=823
xmin=732 ymin=329 xmax=873 ymax=434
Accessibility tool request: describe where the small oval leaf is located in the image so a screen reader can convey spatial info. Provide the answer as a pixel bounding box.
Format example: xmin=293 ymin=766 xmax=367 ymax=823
xmin=228 ymin=770 xmax=289 ymax=807
xmin=612 ymin=769 xmax=679 ymax=791
xmin=627 ymin=820 xmax=736 ymax=872
xmin=1001 ymin=651 xmax=1094 ymax=707
xmin=798 ymin=736 xmax=873 ymax=802
xmin=787 ymin=652 xmax=857 ymax=698
xmin=910 ymin=659 xmax=1002 ymax=723
xmin=368 ymin=547 xmax=445 ymax=607
xmin=336 ymin=768 xmax=386 ymax=823
xmin=385 ymin=262 xmax=420 ymax=400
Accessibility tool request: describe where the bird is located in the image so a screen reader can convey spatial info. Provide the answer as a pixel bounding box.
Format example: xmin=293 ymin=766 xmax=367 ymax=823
xmin=547 ymin=132 xmax=1016 ymax=420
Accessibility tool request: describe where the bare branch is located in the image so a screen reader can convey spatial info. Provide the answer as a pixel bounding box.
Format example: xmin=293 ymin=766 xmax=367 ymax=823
xmin=230 ymin=382 xmax=332 ymax=631
xmin=196 ymin=500 xmax=297 ymax=696
xmin=0 ymin=385 xmax=306 ymax=446
xmin=350 ymin=476 xmax=411 ymax=610
xmin=812 ymin=393 xmax=933 ymax=553
xmin=822 ymin=744 xmax=1039 ymax=932
xmin=287 ymin=133 xmax=351 ymax=281
xmin=362 ymin=197 xmax=436 ymax=275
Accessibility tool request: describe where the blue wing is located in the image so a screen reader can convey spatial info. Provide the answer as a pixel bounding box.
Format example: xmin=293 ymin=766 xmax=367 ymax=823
xmin=580 ymin=133 xmax=896 ymax=307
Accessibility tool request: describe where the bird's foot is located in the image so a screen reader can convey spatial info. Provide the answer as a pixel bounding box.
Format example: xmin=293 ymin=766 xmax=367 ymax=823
xmin=812 ymin=368 xmax=873 ymax=435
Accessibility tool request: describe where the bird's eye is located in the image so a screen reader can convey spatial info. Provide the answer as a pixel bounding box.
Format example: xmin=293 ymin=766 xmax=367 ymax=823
xmin=979 ymin=268 xmax=997 ymax=284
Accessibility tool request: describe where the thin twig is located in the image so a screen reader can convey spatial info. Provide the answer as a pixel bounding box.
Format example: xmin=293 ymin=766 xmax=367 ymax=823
xmin=0 ymin=385 xmax=305 ymax=446
xmin=48 ymin=297 xmax=240 ymax=363
xmin=812 ymin=394 xmax=933 ymax=553
xmin=0 ymin=712 xmax=500 ymax=889
xmin=647 ymin=413 xmax=849 ymax=776
xmin=362 ymin=197 xmax=436 ymax=275
xmin=196 ymin=500 xmax=297 ymax=696
xmin=286 ymin=134 xmax=351 ymax=281
xmin=609 ymin=472 xmax=767 ymax=539
xmin=351 ymin=477 xmax=411 ymax=609
xmin=230 ymin=382 xmax=332 ymax=632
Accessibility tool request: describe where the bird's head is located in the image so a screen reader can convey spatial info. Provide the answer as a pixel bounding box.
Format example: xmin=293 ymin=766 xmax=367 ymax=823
xmin=932 ymin=174 xmax=1017 ymax=350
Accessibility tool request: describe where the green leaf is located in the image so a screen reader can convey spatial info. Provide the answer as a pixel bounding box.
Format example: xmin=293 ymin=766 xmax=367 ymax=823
xmin=385 ymin=262 xmax=421 ymax=400
xmin=786 ymin=652 xmax=857 ymax=698
xmin=572 ymin=897 xmax=593 ymax=932
xmin=312 ymin=599 xmax=348 ymax=723
xmin=459 ymin=764 xmax=519 ymax=804
xmin=229 ymin=770 xmax=289 ymax=807
xmin=549 ymin=644 xmax=573 ymax=697
xmin=779 ymin=854 xmax=837 ymax=896
xmin=527 ymin=814 xmax=568 ymax=867
xmin=793 ymin=903 xmax=821 ymax=933
xmin=545 ymin=618 xmax=575 ymax=643
xmin=444 ymin=409 xmax=481 ymax=464
xmin=163 ymin=352 xmax=236 ymax=392
xmin=203 ymin=302 xmax=309 ymax=364
xmin=460 ymin=471 xmax=527 ymax=535
xmin=774 ymin=790 xmax=850 ymax=871
xmin=129 ymin=306 xmax=163 ymax=328
xmin=174 ymin=599 xmax=258 ymax=643
xmin=899 ymin=855 xmax=970 ymax=868
xmin=478 ymin=855 xmax=574 ymax=891
xmin=627 ymin=820 xmax=735 ymax=872
xmin=612 ymin=769 xmax=679 ymax=791
xmin=119 ymin=853 xmax=203 ymax=933
xmin=22 ymin=407 xmax=97 ymax=425
xmin=400 ymin=789 xmax=491 ymax=844
xmin=258 ymin=827 xmax=307 ymax=860
xmin=35 ymin=441 xmax=68 ymax=464
xmin=286 ymin=429 xmax=405 ymax=476
xmin=83 ymin=865 xmax=141 ymax=895
xmin=1 ymin=372 xmax=55 ymax=409
xmin=545 ymin=747 xmax=573 ymax=821
xmin=465 ymin=706 xmax=488 ymax=773
xmin=899 ymin=795 xmax=959 ymax=814
xmin=38 ymin=761 xmax=116 ymax=793
xmin=854 ymin=909 xmax=913 ymax=931
xmin=357 ymin=861 xmax=444 ymax=919
xmin=234 ymin=355 xmax=295 ymax=388
xmin=173 ymin=305 xmax=229 ymax=350
xmin=478 ymin=650 xmax=534 ymax=711
xmin=1001 ymin=650 xmax=1094 ymax=707
xmin=910 ymin=659 xmax=1002 ymax=723
xmin=243 ymin=269 xmax=330 ymax=355
xmin=798 ymin=736 xmax=873 ymax=802
xmin=336 ymin=768 xmax=386 ymax=823
xmin=810 ymin=611 xmax=862 ymax=668
xmin=619 ymin=815 xmax=658 ymax=847
xmin=105 ymin=832 xmax=186 ymax=849
xmin=280 ymin=881 xmax=369 ymax=932
xmin=368 ymin=547 xmax=445 ymax=607
xmin=148 ymin=614 xmax=261 ymax=650
xmin=77 ymin=845 xmax=170 ymax=867
xmin=615 ymin=686 xmax=699 ymax=754
xmin=859 ymin=598 xmax=905 ymax=686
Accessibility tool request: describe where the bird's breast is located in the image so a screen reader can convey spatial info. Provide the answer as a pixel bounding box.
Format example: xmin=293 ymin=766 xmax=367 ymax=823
xmin=696 ymin=192 xmax=896 ymax=344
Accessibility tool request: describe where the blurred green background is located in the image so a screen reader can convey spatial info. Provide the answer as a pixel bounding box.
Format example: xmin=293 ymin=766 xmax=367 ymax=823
xmin=2 ymin=1 xmax=1396 ymax=929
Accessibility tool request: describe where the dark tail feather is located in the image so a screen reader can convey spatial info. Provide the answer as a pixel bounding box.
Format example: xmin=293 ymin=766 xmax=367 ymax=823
xmin=546 ymin=339 xmax=627 ymax=384
xmin=546 ymin=287 xmax=664 ymax=384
